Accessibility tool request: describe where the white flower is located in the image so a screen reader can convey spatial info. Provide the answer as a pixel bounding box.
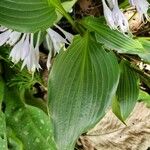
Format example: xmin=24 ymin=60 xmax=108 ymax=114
xmin=112 ymin=4 xmax=129 ymax=32
xmin=0 ymin=25 xmax=73 ymax=72
xmin=0 ymin=27 xmax=41 ymax=73
xmin=102 ymin=0 xmax=116 ymax=29
xmin=21 ymin=33 xmax=41 ymax=72
xmin=129 ymin=0 xmax=150 ymax=21
xmin=9 ymin=34 xmax=29 ymax=63
xmin=102 ymin=0 xmax=129 ymax=32
xmin=46 ymin=25 xmax=73 ymax=69
xmin=54 ymin=24 xmax=74 ymax=42
xmin=47 ymin=28 xmax=67 ymax=53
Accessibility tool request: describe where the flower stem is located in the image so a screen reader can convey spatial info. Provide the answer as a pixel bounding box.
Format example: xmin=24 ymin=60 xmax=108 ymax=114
xmin=50 ymin=0 xmax=83 ymax=34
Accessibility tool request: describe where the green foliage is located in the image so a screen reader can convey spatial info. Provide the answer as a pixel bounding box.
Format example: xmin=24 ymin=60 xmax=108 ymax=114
xmin=0 ymin=112 xmax=7 ymax=150
xmin=4 ymin=88 xmax=56 ymax=150
xmin=48 ymin=33 xmax=120 ymax=149
xmin=80 ymin=17 xmax=144 ymax=53
xmin=138 ymin=90 xmax=150 ymax=107
xmin=137 ymin=38 xmax=150 ymax=63
xmin=0 ymin=0 xmax=57 ymax=32
xmin=0 ymin=76 xmax=4 ymax=105
xmin=113 ymin=61 xmax=139 ymax=121
xmin=0 ymin=0 xmax=150 ymax=149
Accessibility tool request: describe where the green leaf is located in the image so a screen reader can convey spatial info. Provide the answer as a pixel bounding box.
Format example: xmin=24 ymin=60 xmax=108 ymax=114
xmin=0 ymin=64 xmax=4 ymax=105
xmin=56 ymin=0 xmax=77 ymax=22
xmin=48 ymin=33 xmax=120 ymax=149
xmin=0 ymin=0 xmax=57 ymax=32
xmin=137 ymin=38 xmax=150 ymax=63
xmin=114 ymin=61 xmax=139 ymax=120
xmin=112 ymin=97 xmax=126 ymax=124
xmin=138 ymin=90 xmax=150 ymax=107
xmin=0 ymin=72 xmax=7 ymax=149
xmin=5 ymin=88 xmax=56 ymax=150
xmin=80 ymin=17 xmax=145 ymax=54
xmin=0 ymin=112 xmax=8 ymax=150
xmin=0 ymin=76 xmax=4 ymax=105
xmin=7 ymin=128 xmax=24 ymax=150
xmin=138 ymin=90 xmax=150 ymax=101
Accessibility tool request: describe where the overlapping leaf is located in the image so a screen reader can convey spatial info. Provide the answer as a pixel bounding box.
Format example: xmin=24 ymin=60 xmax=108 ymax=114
xmin=4 ymin=89 xmax=56 ymax=150
xmin=48 ymin=33 xmax=120 ymax=149
xmin=0 ymin=0 xmax=57 ymax=32
xmin=137 ymin=38 xmax=150 ymax=63
xmin=113 ymin=61 xmax=139 ymax=121
xmin=81 ymin=17 xmax=145 ymax=54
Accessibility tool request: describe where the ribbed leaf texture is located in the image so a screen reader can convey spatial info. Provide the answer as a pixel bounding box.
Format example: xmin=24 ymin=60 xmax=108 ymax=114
xmin=81 ymin=17 xmax=145 ymax=54
xmin=0 ymin=0 xmax=57 ymax=32
xmin=48 ymin=33 xmax=120 ymax=150
xmin=113 ymin=61 xmax=139 ymax=120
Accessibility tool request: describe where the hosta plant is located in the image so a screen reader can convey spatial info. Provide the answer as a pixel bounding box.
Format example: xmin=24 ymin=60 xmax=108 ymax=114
xmin=0 ymin=0 xmax=150 ymax=149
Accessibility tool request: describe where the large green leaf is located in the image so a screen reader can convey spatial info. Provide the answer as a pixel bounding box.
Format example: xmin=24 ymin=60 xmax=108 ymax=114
xmin=48 ymin=33 xmax=120 ymax=150
xmin=113 ymin=61 xmax=139 ymax=121
xmin=80 ymin=17 xmax=145 ymax=54
xmin=0 ymin=0 xmax=57 ymax=32
xmin=4 ymin=88 xmax=56 ymax=150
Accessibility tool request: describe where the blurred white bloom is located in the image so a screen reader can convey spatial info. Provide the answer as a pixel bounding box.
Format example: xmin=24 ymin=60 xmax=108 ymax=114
xmin=102 ymin=0 xmax=116 ymax=29
xmin=9 ymin=34 xmax=29 ymax=64
xmin=54 ymin=24 xmax=74 ymax=42
xmin=0 ymin=25 xmax=73 ymax=72
xmin=129 ymin=0 xmax=150 ymax=21
xmin=102 ymin=0 xmax=129 ymax=32
xmin=46 ymin=25 xmax=73 ymax=69
xmin=112 ymin=4 xmax=129 ymax=32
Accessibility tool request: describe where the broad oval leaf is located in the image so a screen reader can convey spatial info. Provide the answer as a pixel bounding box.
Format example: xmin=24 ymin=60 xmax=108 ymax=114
xmin=113 ymin=61 xmax=139 ymax=121
xmin=48 ymin=33 xmax=120 ymax=149
xmin=5 ymin=89 xmax=56 ymax=150
xmin=80 ymin=17 xmax=145 ymax=54
xmin=0 ymin=0 xmax=57 ymax=32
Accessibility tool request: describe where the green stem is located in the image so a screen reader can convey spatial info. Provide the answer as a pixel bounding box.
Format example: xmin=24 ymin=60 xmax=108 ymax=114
xmin=50 ymin=0 xmax=83 ymax=34
xmin=58 ymin=8 xmax=82 ymax=34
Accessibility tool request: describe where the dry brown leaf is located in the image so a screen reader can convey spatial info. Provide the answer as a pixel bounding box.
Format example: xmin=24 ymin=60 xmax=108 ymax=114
xmin=81 ymin=102 xmax=150 ymax=150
